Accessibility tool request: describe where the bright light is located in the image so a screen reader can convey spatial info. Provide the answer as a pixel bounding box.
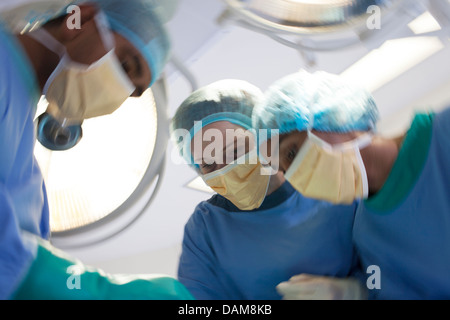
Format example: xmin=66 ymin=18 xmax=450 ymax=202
xmin=341 ymin=36 xmax=444 ymax=92
xmin=408 ymin=11 xmax=442 ymax=35
xmin=34 ymin=90 xmax=158 ymax=232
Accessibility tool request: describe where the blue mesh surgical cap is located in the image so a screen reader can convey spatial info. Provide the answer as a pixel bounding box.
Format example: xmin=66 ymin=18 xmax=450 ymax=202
xmin=252 ymin=70 xmax=379 ymax=141
xmin=17 ymin=0 xmax=171 ymax=87
xmin=91 ymin=0 xmax=171 ymax=87
xmin=170 ymin=79 xmax=263 ymax=169
xmin=2 ymin=1 xmax=170 ymax=85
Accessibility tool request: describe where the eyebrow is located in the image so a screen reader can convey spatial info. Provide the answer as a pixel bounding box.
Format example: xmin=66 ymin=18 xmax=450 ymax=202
xmin=194 ymin=141 xmax=239 ymax=164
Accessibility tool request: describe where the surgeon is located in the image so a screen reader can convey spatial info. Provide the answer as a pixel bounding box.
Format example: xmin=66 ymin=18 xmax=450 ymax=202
xmin=170 ymin=79 xmax=365 ymax=300
xmin=0 ymin=0 xmax=193 ymax=300
xmin=253 ymin=70 xmax=450 ymax=300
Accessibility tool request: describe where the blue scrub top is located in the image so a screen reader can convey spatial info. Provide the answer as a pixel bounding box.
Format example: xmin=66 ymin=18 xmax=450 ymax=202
xmin=353 ymin=108 xmax=450 ymax=299
xmin=178 ymin=181 xmax=360 ymax=300
xmin=0 ymin=23 xmax=50 ymax=299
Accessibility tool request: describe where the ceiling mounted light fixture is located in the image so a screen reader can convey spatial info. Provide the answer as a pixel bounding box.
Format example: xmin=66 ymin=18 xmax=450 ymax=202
xmin=34 ymin=79 xmax=170 ymax=249
xmin=236 ymin=0 xmax=396 ymax=32
xmin=219 ymin=0 xmax=420 ymax=53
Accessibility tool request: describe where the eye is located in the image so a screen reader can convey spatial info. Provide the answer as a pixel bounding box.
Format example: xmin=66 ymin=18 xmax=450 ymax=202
xmin=121 ymin=55 xmax=137 ymax=76
xmin=280 ymin=148 xmax=296 ymax=175
xmin=201 ymin=162 xmax=216 ymax=174
xmin=121 ymin=61 xmax=130 ymax=74
xmin=287 ymin=147 xmax=297 ymax=162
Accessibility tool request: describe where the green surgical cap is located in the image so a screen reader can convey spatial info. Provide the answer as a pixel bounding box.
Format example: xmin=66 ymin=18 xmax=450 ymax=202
xmin=252 ymin=70 xmax=379 ymax=141
xmin=170 ymin=79 xmax=263 ymax=168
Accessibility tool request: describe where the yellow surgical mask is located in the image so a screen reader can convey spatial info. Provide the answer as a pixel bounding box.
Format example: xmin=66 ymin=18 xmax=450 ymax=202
xmin=36 ymin=13 xmax=135 ymax=125
xmin=201 ymin=149 xmax=271 ymax=211
xmin=29 ymin=12 xmax=136 ymax=150
xmin=285 ymin=131 xmax=372 ymax=204
xmin=29 ymin=12 xmax=136 ymax=125
xmin=43 ymin=50 xmax=136 ymax=125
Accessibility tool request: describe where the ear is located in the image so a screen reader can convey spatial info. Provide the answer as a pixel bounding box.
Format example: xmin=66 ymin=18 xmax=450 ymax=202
xmin=58 ymin=4 xmax=99 ymax=42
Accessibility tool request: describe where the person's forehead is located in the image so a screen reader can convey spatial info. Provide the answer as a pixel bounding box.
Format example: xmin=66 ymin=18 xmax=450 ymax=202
xmin=190 ymin=121 xmax=254 ymax=155
xmin=192 ymin=121 xmax=249 ymax=140
xmin=114 ymin=33 xmax=139 ymax=54
xmin=279 ymin=131 xmax=306 ymax=144
xmin=204 ymin=121 xmax=246 ymax=131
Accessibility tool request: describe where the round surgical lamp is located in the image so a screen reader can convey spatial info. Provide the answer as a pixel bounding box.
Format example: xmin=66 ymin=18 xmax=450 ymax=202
xmin=220 ymin=0 xmax=407 ymax=52
xmin=34 ymin=78 xmax=170 ymax=249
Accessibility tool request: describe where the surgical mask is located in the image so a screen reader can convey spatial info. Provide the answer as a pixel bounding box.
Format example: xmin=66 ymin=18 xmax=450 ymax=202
xmin=30 ymin=12 xmax=136 ymax=150
xmin=201 ymin=149 xmax=271 ymax=211
xmin=285 ymin=131 xmax=372 ymax=204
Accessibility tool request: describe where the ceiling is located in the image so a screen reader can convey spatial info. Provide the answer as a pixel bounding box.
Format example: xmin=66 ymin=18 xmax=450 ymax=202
xmin=61 ymin=0 xmax=450 ymax=274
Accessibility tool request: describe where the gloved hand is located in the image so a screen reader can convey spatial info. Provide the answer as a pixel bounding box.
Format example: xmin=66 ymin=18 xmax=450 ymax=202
xmin=276 ymin=274 xmax=367 ymax=300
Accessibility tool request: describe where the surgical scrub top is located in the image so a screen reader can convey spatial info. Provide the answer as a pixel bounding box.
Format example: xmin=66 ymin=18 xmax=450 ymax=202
xmin=0 ymin=23 xmax=50 ymax=299
xmin=178 ymin=181 xmax=360 ymax=300
xmin=0 ymin=23 xmax=194 ymax=301
xmin=353 ymin=108 xmax=450 ymax=300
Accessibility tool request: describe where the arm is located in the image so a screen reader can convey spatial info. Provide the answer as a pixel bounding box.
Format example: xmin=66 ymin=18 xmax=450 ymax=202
xmin=0 ymin=26 xmax=194 ymax=300
xmin=0 ymin=184 xmax=193 ymax=300
xmin=0 ymin=184 xmax=36 ymax=299
xmin=12 ymin=236 xmax=194 ymax=300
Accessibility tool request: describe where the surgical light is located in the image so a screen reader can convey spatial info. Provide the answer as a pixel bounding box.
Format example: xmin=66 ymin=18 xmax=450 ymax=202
xmin=220 ymin=0 xmax=406 ymax=53
xmin=239 ymin=0 xmax=389 ymax=30
xmin=34 ymin=80 xmax=170 ymax=248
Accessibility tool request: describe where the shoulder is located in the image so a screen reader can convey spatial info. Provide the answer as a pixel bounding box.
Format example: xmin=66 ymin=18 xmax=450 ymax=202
xmin=433 ymin=107 xmax=450 ymax=139
xmin=185 ymin=196 xmax=223 ymax=230
xmin=280 ymin=190 xmax=358 ymax=221
xmin=0 ymin=25 xmax=16 ymax=78
xmin=0 ymin=27 xmax=12 ymax=99
xmin=289 ymin=190 xmax=356 ymax=211
xmin=0 ymin=26 xmax=39 ymax=117
xmin=0 ymin=28 xmax=15 ymax=120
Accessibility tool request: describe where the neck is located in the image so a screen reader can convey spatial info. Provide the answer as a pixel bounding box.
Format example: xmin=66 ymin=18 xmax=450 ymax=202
xmin=360 ymin=135 xmax=404 ymax=195
xmin=266 ymin=171 xmax=286 ymax=196
xmin=16 ymin=27 xmax=61 ymax=92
